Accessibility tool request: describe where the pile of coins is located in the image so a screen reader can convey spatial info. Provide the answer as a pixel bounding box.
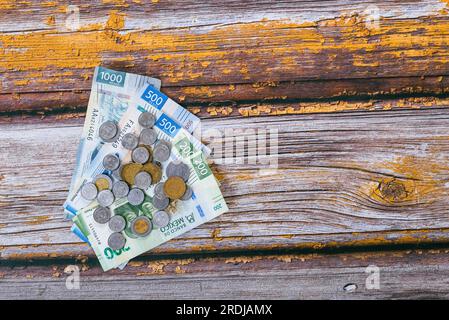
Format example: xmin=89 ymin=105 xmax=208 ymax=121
xmin=79 ymin=111 xmax=193 ymax=251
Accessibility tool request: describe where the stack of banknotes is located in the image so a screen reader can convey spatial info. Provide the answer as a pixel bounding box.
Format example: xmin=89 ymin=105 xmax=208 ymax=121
xmin=64 ymin=66 xmax=228 ymax=271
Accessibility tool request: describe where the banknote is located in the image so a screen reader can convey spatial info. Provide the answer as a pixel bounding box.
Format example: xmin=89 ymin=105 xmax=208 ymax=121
xmin=74 ymin=131 xmax=228 ymax=271
xmin=66 ymin=66 xmax=161 ymax=212
xmin=64 ymin=84 xmax=208 ymax=219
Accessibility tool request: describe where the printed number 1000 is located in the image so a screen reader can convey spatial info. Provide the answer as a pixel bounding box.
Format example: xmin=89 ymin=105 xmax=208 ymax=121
xmin=99 ymin=71 xmax=122 ymax=84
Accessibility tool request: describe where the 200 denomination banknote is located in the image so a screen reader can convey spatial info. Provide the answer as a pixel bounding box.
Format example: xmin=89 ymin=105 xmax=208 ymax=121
xmin=74 ymin=127 xmax=228 ymax=271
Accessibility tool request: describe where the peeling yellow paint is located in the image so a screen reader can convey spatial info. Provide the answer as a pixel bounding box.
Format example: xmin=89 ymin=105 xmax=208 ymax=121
xmin=225 ymin=256 xmax=262 ymax=264
xmin=128 ymin=261 xmax=144 ymax=267
xmin=44 ymin=15 xmax=56 ymax=26
xmin=1 ymin=16 xmax=449 ymax=84
xmin=211 ymin=228 xmax=223 ymax=241
xmin=25 ymin=215 xmax=50 ymax=225
xmin=13 ymin=79 xmax=29 ymax=86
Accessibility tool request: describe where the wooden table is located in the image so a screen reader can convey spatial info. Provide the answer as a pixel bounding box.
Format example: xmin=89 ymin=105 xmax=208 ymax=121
xmin=2 ymin=0 xmax=449 ymax=299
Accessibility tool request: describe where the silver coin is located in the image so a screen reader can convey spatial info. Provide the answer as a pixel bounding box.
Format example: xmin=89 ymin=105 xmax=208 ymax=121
xmin=94 ymin=174 xmax=113 ymax=190
xmin=97 ymin=189 xmax=115 ymax=207
xmin=157 ymin=139 xmax=172 ymax=149
xmin=177 ymin=162 xmax=191 ymax=182
xmin=154 ymin=182 xmax=165 ymax=198
xmin=153 ymin=144 xmax=170 ymax=163
xmin=112 ymin=180 xmax=129 ymax=198
xmin=180 ymin=186 xmax=193 ymax=201
xmin=103 ymin=153 xmax=120 ymax=171
xmin=130 ymin=216 xmax=153 ymax=237
xmin=111 ymin=165 xmax=123 ymax=181
xmin=139 ymin=128 xmax=158 ymax=146
xmin=152 ymin=210 xmax=170 ymax=229
xmin=138 ymin=112 xmax=156 ymax=128
xmin=99 ymin=121 xmax=118 ymax=142
xmin=93 ymin=206 xmax=112 ymax=224
xmin=108 ymin=232 xmax=126 ymax=250
xmin=132 ymin=146 xmax=150 ymax=164
xmin=152 ymin=194 xmax=169 ymax=210
xmin=80 ymin=182 xmax=98 ymax=201
xmin=165 ymin=161 xmax=178 ymax=177
xmin=121 ymin=133 xmax=139 ymax=150
xmin=108 ymin=215 xmax=127 ymax=232
xmin=134 ymin=171 xmax=152 ymax=190
xmin=127 ymin=188 xmax=145 ymax=206
xmin=166 ymin=161 xmax=190 ymax=182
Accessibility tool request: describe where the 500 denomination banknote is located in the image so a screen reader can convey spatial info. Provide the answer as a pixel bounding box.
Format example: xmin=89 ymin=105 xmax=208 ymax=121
xmin=64 ymin=84 xmax=209 ymax=219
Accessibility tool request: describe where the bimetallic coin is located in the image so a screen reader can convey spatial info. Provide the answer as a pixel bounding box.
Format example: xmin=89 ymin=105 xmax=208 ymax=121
xmin=97 ymin=189 xmax=115 ymax=207
xmin=132 ymin=146 xmax=150 ymax=164
xmin=134 ymin=171 xmax=152 ymax=190
xmin=138 ymin=112 xmax=156 ymax=128
xmin=163 ymin=176 xmax=186 ymax=200
xmin=154 ymin=182 xmax=165 ymax=198
xmin=108 ymin=232 xmax=126 ymax=251
xmin=121 ymin=133 xmax=139 ymax=150
xmin=142 ymin=162 xmax=162 ymax=184
xmin=112 ymin=180 xmax=130 ymax=199
xmin=152 ymin=194 xmax=169 ymax=210
xmin=153 ymin=144 xmax=170 ymax=163
xmin=152 ymin=210 xmax=170 ymax=229
xmin=121 ymin=163 xmax=143 ymax=185
xmin=99 ymin=121 xmax=118 ymax=142
xmin=127 ymin=188 xmax=145 ymax=206
xmin=180 ymin=185 xmax=193 ymax=201
xmin=93 ymin=206 xmax=112 ymax=224
xmin=130 ymin=216 xmax=152 ymax=237
xmin=94 ymin=174 xmax=113 ymax=191
xmin=139 ymin=128 xmax=158 ymax=146
xmin=103 ymin=153 xmax=120 ymax=171
xmin=80 ymin=182 xmax=98 ymax=201
xmin=108 ymin=215 xmax=127 ymax=232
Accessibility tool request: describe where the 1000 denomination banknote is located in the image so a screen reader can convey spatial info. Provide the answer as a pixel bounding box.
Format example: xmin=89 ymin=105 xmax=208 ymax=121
xmin=74 ymin=135 xmax=228 ymax=271
xmin=66 ymin=67 xmax=161 ymax=216
xmin=64 ymin=85 xmax=208 ymax=218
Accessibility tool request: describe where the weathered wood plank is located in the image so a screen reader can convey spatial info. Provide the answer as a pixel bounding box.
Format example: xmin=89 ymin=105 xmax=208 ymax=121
xmin=3 ymin=101 xmax=449 ymax=260
xmin=1 ymin=249 xmax=449 ymax=299
xmin=1 ymin=0 xmax=449 ymax=111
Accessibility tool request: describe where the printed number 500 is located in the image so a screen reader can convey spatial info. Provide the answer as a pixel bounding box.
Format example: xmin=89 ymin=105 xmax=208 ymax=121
xmin=145 ymin=90 xmax=164 ymax=107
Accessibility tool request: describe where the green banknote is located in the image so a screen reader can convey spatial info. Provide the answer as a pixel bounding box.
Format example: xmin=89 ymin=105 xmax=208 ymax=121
xmin=74 ymin=137 xmax=228 ymax=271
xmin=65 ymin=66 xmax=161 ymax=219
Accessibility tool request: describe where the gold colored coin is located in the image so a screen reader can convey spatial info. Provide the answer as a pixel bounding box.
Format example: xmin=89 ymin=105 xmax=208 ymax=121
xmin=94 ymin=178 xmax=110 ymax=191
xmin=142 ymin=162 xmax=162 ymax=184
xmin=134 ymin=219 xmax=149 ymax=234
xmin=163 ymin=176 xmax=186 ymax=200
xmin=121 ymin=163 xmax=143 ymax=185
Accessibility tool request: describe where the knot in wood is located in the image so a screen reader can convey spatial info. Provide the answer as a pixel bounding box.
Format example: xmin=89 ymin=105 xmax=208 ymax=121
xmin=378 ymin=179 xmax=407 ymax=203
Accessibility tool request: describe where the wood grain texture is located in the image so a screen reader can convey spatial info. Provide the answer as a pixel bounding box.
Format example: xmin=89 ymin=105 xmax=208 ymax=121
xmin=1 ymin=0 xmax=449 ymax=112
xmin=1 ymin=249 xmax=449 ymax=299
xmin=3 ymin=101 xmax=449 ymax=260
